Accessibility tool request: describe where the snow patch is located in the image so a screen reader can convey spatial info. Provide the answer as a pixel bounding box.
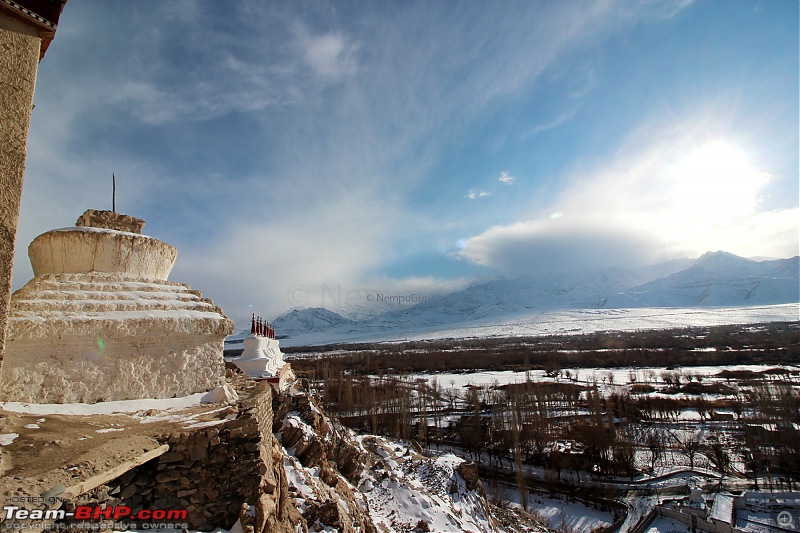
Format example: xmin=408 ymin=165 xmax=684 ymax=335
xmin=0 ymin=433 xmax=19 ymax=446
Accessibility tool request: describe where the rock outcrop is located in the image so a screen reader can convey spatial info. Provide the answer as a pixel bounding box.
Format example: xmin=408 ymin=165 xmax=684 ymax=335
xmin=274 ymin=384 xmax=376 ymax=532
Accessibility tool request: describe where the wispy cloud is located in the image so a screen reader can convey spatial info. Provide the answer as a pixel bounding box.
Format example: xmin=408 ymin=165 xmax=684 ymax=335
xmin=521 ymin=107 xmax=579 ymax=140
xmin=568 ymin=67 xmax=597 ymax=99
xmin=294 ymin=24 xmax=359 ymax=82
xmin=498 ymin=171 xmax=515 ymax=184
xmin=466 ymin=189 xmax=491 ymax=200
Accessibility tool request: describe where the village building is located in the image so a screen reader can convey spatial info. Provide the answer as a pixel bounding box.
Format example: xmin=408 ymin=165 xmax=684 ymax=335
xmin=637 ymin=489 xmax=800 ymax=533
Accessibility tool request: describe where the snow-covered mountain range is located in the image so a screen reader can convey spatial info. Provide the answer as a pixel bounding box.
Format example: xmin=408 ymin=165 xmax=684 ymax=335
xmin=603 ymin=252 xmax=798 ymax=307
xmin=271 ymin=251 xmax=799 ymax=343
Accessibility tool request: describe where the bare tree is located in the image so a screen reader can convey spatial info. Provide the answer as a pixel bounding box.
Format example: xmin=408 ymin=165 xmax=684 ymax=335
xmin=704 ymin=430 xmax=730 ymax=477
xmin=673 ymin=428 xmax=703 ymax=470
xmin=646 ymin=428 xmax=665 ymax=472
xmin=510 ymin=395 xmax=528 ymax=511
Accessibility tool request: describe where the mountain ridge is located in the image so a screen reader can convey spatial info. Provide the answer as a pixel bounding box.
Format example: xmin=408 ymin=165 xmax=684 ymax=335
xmin=271 ymin=252 xmax=799 ymax=339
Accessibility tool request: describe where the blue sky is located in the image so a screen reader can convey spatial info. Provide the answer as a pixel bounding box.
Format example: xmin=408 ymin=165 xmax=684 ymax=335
xmin=13 ymin=0 xmax=799 ymax=325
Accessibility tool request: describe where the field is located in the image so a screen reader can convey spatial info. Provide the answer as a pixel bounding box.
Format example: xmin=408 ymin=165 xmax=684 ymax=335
xmin=287 ymin=321 xmax=800 ymax=523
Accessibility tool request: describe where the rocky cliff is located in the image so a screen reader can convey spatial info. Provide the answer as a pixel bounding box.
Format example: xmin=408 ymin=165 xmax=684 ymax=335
xmin=1 ymin=366 xmax=538 ymax=532
xmin=271 ymin=378 xmax=547 ymax=532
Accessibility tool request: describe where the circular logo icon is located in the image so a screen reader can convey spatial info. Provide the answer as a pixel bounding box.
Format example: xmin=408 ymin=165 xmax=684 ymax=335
xmin=778 ymin=511 xmax=794 ymax=529
xmin=287 ymin=284 xmax=309 ymax=306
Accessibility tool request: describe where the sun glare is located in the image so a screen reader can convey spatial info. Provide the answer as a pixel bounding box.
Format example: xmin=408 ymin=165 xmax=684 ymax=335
xmin=668 ymin=141 xmax=769 ymax=221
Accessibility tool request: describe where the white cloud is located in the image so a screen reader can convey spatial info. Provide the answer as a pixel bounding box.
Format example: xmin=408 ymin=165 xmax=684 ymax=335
xmin=459 ymin=122 xmax=799 ymax=274
xmin=498 ymin=171 xmax=515 ymax=184
xmin=297 ymin=28 xmax=359 ymax=81
xmin=171 ymin=189 xmax=405 ymax=324
xmin=466 ymin=189 xmax=491 ymax=200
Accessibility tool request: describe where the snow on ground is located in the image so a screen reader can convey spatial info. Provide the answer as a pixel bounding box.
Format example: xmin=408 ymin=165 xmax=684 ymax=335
xmin=353 ymin=435 xmax=501 ymax=533
xmin=281 ymin=304 xmax=799 ymax=347
xmin=735 ymin=492 xmax=800 ymax=533
xmin=0 ymin=392 xmax=207 ymax=415
xmin=0 ymin=386 xmax=239 ymax=416
xmin=0 ymin=387 xmax=242 ymax=439
xmin=282 ymin=454 xmax=317 ymax=506
xmin=643 ymin=515 xmax=695 ymax=532
xmin=486 ymin=481 xmax=614 ymax=532
xmin=527 ymin=496 xmax=613 ymax=532
xmin=277 ymin=411 xmax=372 ymax=531
xmin=0 ymin=433 xmax=19 ymax=446
xmin=404 ymin=364 xmax=798 ymax=391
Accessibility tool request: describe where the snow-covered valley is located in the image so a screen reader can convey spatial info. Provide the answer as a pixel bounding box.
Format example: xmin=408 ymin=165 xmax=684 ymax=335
xmin=274 ymin=303 xmax=798 ymax=347
xmin=266 ymin=252 xmax=799 ymax=347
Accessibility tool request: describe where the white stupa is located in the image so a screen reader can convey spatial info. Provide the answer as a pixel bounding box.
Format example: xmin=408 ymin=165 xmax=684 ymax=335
xmin=0 ymin=210 xmax=234 ymax=403
xmin=231 ymin=316 xmax=294 ymax=389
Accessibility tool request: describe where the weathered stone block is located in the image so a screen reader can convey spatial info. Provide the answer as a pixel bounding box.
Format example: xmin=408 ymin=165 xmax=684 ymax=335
xmin=155 ymin=470 xmax=180 ymax=483
xmin=120 ymin=484 xmax=137 ymax=500
xmin=76 ymin=210 xmax=146 ymax=234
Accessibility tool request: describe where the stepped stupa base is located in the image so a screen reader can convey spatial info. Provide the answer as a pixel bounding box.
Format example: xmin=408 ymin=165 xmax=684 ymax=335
xmin=1 ymin=272 xmax=232 ymax=403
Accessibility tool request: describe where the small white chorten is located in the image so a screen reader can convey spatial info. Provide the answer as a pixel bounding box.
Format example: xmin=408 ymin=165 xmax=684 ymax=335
xmin=232 ymin=315 xmax=294 ymax=388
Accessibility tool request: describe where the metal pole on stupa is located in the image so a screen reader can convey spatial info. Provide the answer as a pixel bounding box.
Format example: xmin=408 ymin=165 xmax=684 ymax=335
xmin=250 ymin=313 xmax=256 ymax=335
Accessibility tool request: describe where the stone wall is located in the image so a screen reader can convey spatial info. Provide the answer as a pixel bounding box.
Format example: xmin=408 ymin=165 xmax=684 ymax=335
xmin=0 ymin=12 xmax=41 ymax=378
xmin=78 ymin=373 xmax=302 ymax=532
xmin=62 ymin=373 xmax=378 ymax=533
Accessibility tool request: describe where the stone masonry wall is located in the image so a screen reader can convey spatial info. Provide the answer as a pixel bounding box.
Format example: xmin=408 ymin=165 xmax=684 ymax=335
xmin=0 ymin=12 xmax=41 ymax=377
xmin=77 ymin=373 xmax=302 ymax=532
